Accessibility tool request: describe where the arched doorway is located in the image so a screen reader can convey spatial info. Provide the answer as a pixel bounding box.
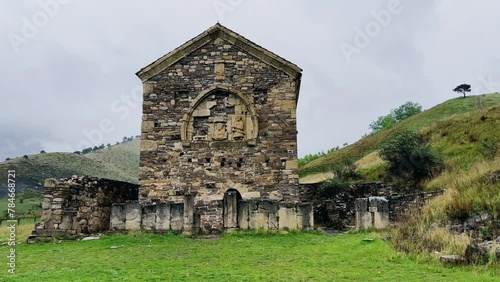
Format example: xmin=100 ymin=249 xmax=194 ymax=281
xmin=223 ymin=189 xmax=242 ymax=230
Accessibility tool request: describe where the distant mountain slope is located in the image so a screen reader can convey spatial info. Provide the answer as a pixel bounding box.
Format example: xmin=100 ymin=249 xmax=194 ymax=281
xmin=300 ymin=93 xmax=500 ymax=177
xmin=0 ymin=139 xmax=140 ymax=196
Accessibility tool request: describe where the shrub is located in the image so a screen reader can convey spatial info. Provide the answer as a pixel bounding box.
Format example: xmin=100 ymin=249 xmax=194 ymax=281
xmin=380 ymin=130 xmax=443 ymax=188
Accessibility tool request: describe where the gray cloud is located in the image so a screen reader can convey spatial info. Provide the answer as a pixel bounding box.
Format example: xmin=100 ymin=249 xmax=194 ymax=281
xmin=1 ymin=0 xmax=499 ymax=161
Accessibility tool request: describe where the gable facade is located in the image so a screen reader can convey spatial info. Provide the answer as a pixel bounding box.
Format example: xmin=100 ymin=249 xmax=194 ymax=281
xmin=138 ymin=24 xmax=304 ymax=231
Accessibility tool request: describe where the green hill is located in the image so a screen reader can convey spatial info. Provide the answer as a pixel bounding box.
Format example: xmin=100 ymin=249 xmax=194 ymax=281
xmin=300 ymin=93 xmax=500 ymax=178
xmin=0 ymin=139 xmax=140 ymax=196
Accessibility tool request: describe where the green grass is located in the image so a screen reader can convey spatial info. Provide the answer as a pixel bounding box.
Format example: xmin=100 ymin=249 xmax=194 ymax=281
xmin=0 ymin=197 xmax=42 ymax=219
xmin=0 ymin=231 xmax=499 ymax=281
xmin=300 ymin=93 xmax=500 ymax=178
xmin=0 ymin=139 xmax=140 ymax=194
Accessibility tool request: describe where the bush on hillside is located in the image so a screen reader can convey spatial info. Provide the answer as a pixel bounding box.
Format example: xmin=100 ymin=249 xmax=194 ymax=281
xmin=319 ymin=157 xmax=360 ymax=197
xmin=380 ymin=130 xmax=443 ymax=188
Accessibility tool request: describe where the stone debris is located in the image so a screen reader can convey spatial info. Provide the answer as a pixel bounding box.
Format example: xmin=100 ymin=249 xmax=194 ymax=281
xmin=440 ymin=255 xmax=464 ymax=265
xmin=81 ymin=236 xmax=100 ymax=241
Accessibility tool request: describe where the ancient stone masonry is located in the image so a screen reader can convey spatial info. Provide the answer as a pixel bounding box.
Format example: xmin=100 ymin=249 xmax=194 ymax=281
xmin=31 ymin=24 xmax=312 ymax=238
xmin=29 ymin=176 xmax=139 ymax=242
xmin=299 ymin=182 xmax=444 ymax=229
xmin=135 ymin=23 xmax=309 ymax=233
xmin=110 ymin=197 xmax=313 ymax=233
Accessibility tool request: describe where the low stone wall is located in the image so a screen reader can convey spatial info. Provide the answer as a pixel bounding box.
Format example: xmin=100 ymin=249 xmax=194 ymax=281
xmin=110 ymin=198 xmax=313 ymax=233
xmin=29 ymin=176 xmax=139 ymax=241
xmin=299 ymin=182 xmax=443 ymax=229
xmin=355 ymin=197 xmax=390 ymax=230
xmin=387 ymin=190 xmax=444 ymax=221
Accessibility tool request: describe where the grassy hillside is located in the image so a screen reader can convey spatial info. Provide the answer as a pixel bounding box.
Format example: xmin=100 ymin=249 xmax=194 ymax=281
xmin=1 ymin=229 xmax=498 ymax=281
xmin=0 ymin=139 xmax=140 ymax=196
xmin=300 ymin=93 xmax=500 ymax=178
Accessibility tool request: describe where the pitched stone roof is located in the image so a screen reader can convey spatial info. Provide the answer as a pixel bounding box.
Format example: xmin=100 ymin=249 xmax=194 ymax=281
xmin=136 ymin=23 xmax=303 ymax=83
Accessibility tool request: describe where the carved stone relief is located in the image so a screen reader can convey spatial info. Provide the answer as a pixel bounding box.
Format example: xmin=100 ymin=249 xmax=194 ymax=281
xmin=184 ymin=91 xmax=256 ymax=142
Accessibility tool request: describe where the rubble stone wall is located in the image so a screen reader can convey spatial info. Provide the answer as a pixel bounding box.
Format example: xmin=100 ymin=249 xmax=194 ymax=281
xmin=299 ymin=182 xmax=444 ymax=229
xmin=31 ymin=177 xmax=139 ymax=241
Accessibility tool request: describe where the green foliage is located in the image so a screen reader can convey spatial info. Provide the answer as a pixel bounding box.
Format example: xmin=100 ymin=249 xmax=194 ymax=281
xmin=369 ymin=101 xmax=422 ymax=132
xmin=369 ymin=115 xmax=396 ymax=132
xmin=380 ymin=130 xmax=443 ymax=187
xmin=330 ymin=157 xmax=360 ymax=182
xmin=453 ymin=83 xmax=472 ymax=98
xmin=392 ymin=101 xmax=423 ymax=121
xmin=319 ymin=157 xmax=360 ymax=197
xmin=298 ymin=147 xmax=339 ymax=167
xmin=319 ymin=178 xmax=348 ymax=198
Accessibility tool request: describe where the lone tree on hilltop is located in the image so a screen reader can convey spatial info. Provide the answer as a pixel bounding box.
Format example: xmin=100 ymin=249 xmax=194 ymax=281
xmin=453 ymin=84 xmax=471 ymax=98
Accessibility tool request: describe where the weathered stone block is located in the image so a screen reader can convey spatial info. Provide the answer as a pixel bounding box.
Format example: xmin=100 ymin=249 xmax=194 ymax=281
xmin=125 ymin=202 xmax=142 ymax=231
xmin=170 ymin=203 xmax=184 ymax=231
xmin=156 ymin=203 xmax=171 ymax=231
xmin=142 ymin=205 xmax=157 ymax=231
xmin=278 ymin=206 xmax=298 ymax=230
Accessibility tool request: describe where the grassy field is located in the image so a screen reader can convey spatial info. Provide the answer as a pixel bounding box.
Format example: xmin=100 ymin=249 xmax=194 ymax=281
xmin=0 ymin=228 xmax=498 ymax=281
xmin=300 ymin=93 xmax=500 ymax=178
xmin=0 ymin=197 xmax=41 ymax=219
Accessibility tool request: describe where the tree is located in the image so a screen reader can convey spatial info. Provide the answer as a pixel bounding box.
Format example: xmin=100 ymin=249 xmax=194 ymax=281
xmin=73 ymin=151 xmax=81 ymax=155
xmin=380 ymin=130 xmax=443 ymax=188
xmin=5 ymin=158 xmax=10 ymax=161
xmin=369 ymin=115 xmax=396 ymax=132
xmin=40 ymin=150 xmax=46 ymax=154
xmin=391 ymin=102 xmax=422 ymax=122
xmin=23 ymin=155 xmax=29 ymax=159
xmin=107 ymin=143 xmax=111 ymax=148
xmin=453 ymin=84 xmax=471 ymax=98
xmin=369 ymin=102 xmax=423 ymax=133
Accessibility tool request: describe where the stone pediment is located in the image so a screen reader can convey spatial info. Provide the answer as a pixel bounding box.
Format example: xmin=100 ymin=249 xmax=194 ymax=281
xmin=135 ymin=23 xmax=302 ymax=84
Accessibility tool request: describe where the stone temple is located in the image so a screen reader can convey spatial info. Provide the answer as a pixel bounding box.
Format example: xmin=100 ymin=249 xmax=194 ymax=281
xmin=31 ymin=24 xmax=313 ymax=239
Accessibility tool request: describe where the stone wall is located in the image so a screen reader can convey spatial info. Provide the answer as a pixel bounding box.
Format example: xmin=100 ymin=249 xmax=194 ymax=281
xmin=29 ymin=176 xmax=139 ymax=241
xmin=299 ymin=182 xmax=444 ymax=229
xmin=110 ymin=197 xmax=313 ymax=233
xmin=137 ymin=25 xmax=302 ymax=232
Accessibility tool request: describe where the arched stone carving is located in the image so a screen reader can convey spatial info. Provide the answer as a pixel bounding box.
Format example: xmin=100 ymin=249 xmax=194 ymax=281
xmin=181 ymin=87 xmax=258 ymax=144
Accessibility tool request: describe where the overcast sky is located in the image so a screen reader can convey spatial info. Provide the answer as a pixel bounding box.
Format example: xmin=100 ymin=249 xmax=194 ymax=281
xmin=1 ymin=0 xmax=499 ymax=160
